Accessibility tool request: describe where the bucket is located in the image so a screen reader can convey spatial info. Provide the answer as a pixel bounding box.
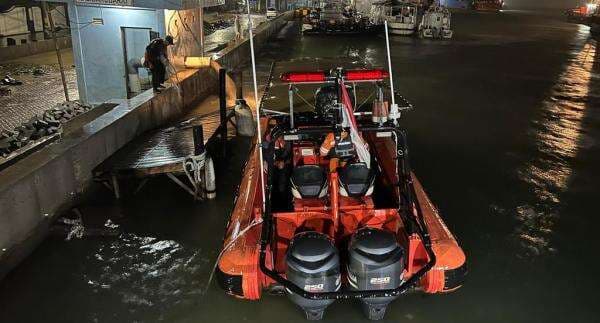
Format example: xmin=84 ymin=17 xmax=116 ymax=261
xmin=234 ymin=99 xmax=256 ymax=137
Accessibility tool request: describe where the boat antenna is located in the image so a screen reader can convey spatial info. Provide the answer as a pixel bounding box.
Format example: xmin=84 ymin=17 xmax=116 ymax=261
xmin=384 ymin=20 xmax=400 ymax=125
xmin=246 ymin=1 xmax=267 ymax=210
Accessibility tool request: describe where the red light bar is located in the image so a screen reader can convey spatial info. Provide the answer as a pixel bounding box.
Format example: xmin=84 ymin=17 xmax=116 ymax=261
xmin=344 ymin=69 xmax=389 ymax=81
xmin=280 ymin=71 xmax=326 ymax=83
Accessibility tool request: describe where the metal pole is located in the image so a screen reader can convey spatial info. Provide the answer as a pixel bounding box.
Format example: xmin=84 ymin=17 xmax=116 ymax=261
xmin=219 ymin=68 xmax=227 ymax=155
xmin=246 ymin=0 xmax=267 ymax=211
xmin=236 ymin=71 xmax=243 ymax=100
xmin=25 ymin=5 xmax=37 ymax=42
xmin=384 ymin=20 xmax=400 ymax=124
xmin=288 ymin=85 xmax=294 ymax=129
xmin=199 ymin=7 xmax=205 ymax=56
xmin=40 ymin=3 xmax=48 ymax=39
xmin=43 ymin=1 xmax=69 ymax=102
xmin=384 ymin=21 xmax=395 ymax=107
xmin=193 ymin=125 xmax=205 ymax=156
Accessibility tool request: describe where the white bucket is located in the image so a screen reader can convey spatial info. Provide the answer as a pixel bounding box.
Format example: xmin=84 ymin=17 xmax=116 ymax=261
xmin=234 ymin=100 xmax=256 ymax=137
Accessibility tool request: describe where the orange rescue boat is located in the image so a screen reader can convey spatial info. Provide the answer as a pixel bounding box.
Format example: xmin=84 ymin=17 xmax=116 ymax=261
xmin=216 ymin=64 xmax=466 ymax=320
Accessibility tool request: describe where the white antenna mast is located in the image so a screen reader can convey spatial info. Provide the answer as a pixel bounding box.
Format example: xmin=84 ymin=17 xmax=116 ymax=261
xmin=246 ymin=2 xmax=267 ymax=210
xmin=384 ymin=20 xmax=400 ymax=125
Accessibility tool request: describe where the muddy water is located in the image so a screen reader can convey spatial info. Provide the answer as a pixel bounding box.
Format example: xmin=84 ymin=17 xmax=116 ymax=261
xmin=1 ymin=10 xmax=599 ymax=323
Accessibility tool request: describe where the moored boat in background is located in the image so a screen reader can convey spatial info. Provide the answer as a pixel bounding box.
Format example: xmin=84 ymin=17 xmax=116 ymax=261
xmin=386 ymin=3 xmax=419 ymax=35
xmin=419 ymin=4 xmax=453 ymax=39
xmin=302 ymin=0 xmax=380 ymax=34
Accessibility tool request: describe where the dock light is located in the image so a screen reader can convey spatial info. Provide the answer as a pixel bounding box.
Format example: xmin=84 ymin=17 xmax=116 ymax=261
xmin=588 ymin=3 xmax=598 ymax=14
xmin=344 ymin=69 xmax=389 ymax=81
xmin=280 ymin=71 xmax=326 ymax=83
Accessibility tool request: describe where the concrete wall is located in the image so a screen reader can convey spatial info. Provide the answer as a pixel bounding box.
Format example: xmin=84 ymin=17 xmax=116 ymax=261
xmin=0 ymin=66 xmax=217 ymax=281
xmin=165 ymin=8 xmax=205 ymax=60
xmin=0 ymin=36 xmax=71 ymax=61
xmin=68 ymin=4 xmax=166 ymax=105
xmin=0 ymin=12 xmax=290 ymax=281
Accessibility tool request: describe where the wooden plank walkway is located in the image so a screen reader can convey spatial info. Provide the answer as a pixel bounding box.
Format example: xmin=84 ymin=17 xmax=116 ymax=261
xmin=94 ymin=108 xmax=235 ymax=178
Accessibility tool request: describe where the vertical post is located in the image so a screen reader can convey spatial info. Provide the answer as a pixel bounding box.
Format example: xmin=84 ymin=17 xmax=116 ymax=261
xmin=193 ymin=125 xmax=205 ymax=156
xmin=236 ymin=71 xmax=243 ymax=100
xmin=111 ymin=174 xmax=121 ymax=199
xmin=247 ymin=0 xmax=267 ymax=212
xmin=288 ymin=85 xmax=294 ymax=129
xmin=384 ymin=20 xmax=399 ymax=124
xmin=219 ymin=68 xmax=227 ymax=156
xmin=199 ymin=7 xmax=205 ymax=56
xmin=40 ymin=3 xmax=48 ymax=39
xmin=63 ymin=4 xmax=71 ymax=28
xmin=25 ymin=5 xmax=37 ymax=42
xmin=43 ymin=1 xmax=69 ymax=102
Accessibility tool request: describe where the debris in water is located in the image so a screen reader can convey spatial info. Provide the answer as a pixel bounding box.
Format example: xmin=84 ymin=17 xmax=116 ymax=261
xmin=59 ymin=209 xmax=85 ymax=241
xmin=104 ymin=219 xmax=119 ymax=229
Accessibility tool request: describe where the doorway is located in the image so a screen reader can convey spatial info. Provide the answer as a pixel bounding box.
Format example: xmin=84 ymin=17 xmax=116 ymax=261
xmin=121 ymin=27 xmax=152 ymax=97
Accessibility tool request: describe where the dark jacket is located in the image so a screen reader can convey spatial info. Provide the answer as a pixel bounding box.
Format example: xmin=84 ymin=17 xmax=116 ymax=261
xmin=144 ymin=38 xmax=169 ymax=68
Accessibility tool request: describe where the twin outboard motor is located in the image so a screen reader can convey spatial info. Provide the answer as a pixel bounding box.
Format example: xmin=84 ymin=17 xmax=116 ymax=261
xmin=348 ymin=228 xmax=405 ymax=320
xmin=286 ymin=229 xmax=403 ymax=320
xmin=286 ymin=232 xmax=341 ymax=320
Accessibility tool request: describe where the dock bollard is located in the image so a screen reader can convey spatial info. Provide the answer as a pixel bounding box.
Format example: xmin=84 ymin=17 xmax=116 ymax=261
xmin=204 ymin=156 xmax=216 ymax=199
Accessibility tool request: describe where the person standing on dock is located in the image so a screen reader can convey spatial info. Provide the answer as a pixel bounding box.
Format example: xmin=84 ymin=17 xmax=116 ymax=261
xmin=144 ymin=35 xmax=174 ymax=93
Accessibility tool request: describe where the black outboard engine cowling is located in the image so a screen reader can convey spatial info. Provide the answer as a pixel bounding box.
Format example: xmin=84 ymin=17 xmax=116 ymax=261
xmin=348 ymin=227 xmax=405 ymax=320
xmin=286 ymin=232 xmax=341 ymax=320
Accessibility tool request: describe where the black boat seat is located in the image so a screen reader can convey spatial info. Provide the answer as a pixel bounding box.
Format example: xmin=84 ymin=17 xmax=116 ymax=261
xmin=339 ymin=162 xmax=375 ymax=197
xmin=290 ymin=165 xmax=328 ymax=199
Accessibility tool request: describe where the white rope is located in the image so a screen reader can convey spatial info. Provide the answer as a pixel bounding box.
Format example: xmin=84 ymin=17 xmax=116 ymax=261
xmin=182 ymin=153 xmax=206 ymax=197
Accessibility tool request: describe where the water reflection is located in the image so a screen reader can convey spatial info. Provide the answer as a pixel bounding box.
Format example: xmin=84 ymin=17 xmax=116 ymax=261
xmin=85 ymin=233 xmax=209 ymax=317
xmin=516 ymin=26 xmax=598 ymax=256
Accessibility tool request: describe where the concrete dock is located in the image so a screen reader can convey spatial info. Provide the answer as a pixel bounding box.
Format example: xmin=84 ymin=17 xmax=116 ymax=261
xmin=0 ymin=13 xmax=291 ymax=281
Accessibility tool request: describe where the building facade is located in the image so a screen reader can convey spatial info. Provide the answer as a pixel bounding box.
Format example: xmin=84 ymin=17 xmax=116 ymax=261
xmin=0 ymin=2 xmax=68 ymax=47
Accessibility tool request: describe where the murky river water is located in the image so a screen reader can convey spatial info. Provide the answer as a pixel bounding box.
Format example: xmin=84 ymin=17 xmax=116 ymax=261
xmin=1 ymin=10 xmax=599 ymax=323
